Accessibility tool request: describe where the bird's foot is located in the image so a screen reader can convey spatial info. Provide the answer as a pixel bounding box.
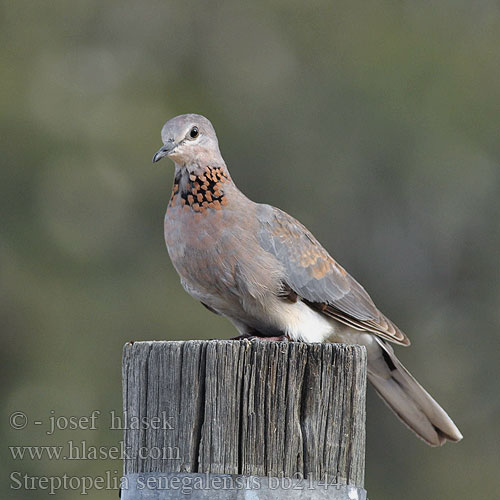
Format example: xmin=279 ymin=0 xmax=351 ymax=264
xmin=230 ymin=334 xmax=290 ymax=342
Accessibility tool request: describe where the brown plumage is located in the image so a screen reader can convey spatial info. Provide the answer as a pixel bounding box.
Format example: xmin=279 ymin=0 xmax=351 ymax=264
xmin=153 ymin=113 xmax=463 ymax=447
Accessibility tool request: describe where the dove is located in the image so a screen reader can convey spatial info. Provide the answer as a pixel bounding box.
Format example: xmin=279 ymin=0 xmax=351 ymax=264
xmin=153 ymin=113 xmax=463 ymax=446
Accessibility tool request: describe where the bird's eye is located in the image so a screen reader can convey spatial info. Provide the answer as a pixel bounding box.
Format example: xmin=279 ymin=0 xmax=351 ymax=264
xmin=189 ymin=126 xmax=199 ymax=139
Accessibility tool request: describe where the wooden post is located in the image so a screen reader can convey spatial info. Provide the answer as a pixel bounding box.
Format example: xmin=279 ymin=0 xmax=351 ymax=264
xmin=121 ymin=340 xmax=367 ymax=499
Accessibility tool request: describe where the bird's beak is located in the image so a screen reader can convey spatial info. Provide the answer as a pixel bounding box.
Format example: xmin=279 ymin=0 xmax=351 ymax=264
xmin=152 ymin=143 xmax=175 ymax=163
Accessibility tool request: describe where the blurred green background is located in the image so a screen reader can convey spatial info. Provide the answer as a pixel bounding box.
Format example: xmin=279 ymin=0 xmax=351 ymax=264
xmin=2 ymin=1 xmax=499 ymax=498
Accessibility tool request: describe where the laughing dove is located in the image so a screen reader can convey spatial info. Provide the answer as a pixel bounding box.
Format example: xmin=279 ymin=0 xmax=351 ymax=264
xmin=153 ymin=113 xmax=463 ymax=446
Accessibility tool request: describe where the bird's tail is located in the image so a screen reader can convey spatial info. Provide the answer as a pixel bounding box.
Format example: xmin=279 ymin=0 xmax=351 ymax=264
xmin=367 ymin=338 xmax=463 ymax=446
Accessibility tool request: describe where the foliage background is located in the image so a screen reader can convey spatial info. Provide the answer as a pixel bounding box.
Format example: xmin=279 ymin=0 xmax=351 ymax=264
xmin=2 ymin=1 xmax=498 ymax=498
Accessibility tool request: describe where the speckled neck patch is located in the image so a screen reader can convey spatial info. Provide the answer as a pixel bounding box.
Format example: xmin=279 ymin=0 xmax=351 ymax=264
xmin=169 ymin=166 xmax=229 ymax=212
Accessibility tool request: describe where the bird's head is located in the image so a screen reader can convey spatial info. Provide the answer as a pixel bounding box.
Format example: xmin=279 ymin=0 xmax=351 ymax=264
xmin=152 ymin=114 xmax=222 ymax=166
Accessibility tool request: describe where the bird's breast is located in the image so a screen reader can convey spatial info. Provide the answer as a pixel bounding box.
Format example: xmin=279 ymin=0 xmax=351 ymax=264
xmin=164 ymin=192 xmax=282 ymax=314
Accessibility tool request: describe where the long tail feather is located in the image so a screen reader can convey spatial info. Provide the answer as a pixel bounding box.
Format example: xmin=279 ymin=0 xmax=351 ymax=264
xmin=368 ymin=338 xmax=463 ymax=446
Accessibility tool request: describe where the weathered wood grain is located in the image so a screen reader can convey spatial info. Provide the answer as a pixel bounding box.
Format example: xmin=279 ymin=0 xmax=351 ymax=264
xmin=122 ymin=340 xmax=366 ymax=488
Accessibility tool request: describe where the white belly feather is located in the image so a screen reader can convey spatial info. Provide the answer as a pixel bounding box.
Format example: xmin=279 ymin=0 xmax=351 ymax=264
xmin=269 ymin=299 xmax=336 ymax=343
xmin=269 ymin=298 xmax=377 ymax=349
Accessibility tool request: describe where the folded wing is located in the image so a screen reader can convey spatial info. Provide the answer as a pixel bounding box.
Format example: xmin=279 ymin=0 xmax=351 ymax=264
xmin=256 ymin=205 xmax=410 ymax=346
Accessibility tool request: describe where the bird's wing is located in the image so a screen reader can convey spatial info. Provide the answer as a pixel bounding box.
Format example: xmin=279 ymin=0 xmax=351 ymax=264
xmin=256 ymin=205 xmax=410 ymax=346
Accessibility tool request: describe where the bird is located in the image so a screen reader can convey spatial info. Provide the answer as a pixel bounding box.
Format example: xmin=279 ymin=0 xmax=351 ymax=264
xmin=152 ymin=113 xmax=463 ymax=446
